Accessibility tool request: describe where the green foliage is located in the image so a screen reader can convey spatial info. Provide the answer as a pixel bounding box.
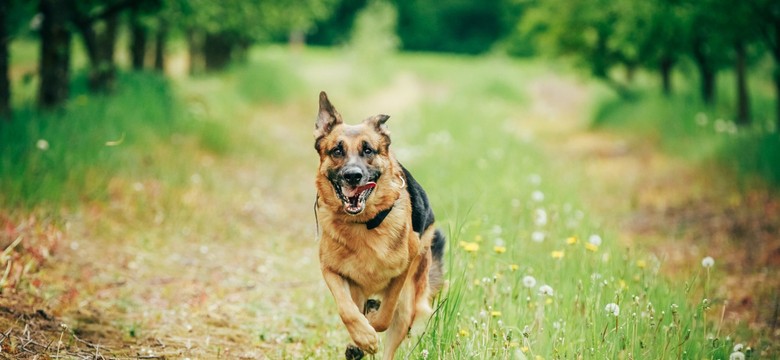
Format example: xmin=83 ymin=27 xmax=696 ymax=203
xmin=349 ymin=0 xmax=400 ymax=60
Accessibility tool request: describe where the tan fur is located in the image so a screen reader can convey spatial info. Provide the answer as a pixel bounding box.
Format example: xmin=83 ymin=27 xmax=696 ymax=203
xmin=315 ymin=93 xmax=438 ymax=359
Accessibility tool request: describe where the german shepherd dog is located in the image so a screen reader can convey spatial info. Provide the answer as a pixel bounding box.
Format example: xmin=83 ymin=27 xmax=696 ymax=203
xmin=314 ymin=92 xmax=445 ymax=359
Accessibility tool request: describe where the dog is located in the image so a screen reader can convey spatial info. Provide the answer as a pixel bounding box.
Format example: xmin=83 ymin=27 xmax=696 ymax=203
xmin=314 ymin=91 xmax=445 ymax=359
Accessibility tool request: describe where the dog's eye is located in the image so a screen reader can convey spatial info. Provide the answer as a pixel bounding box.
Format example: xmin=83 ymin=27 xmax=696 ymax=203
xmin=331 ymin=148 xmax=344 ymax=157
xmin=363 ymin=147 xmax=374 ymax=156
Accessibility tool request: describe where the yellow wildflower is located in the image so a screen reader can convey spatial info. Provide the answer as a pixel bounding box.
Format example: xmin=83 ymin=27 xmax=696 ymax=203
xmin=509 ymin=342 xmax=519 ymax=348
xmin=509 ymin=264 xmax=520 ymax=271
xmin=619 ymin=279 xmax=627 ymax=289
xmin=521 ymin=346 xmax=529 ymax=353
xmin=473 ymin=279 xmax=480 ymax=286
xmin=535 ymin=355 xmax=545 ymax=360
xmin=459 ymin=329 xmax=469 ymax=337
xmin=585 ymin=243 xmax=599 ymax=252
xmin=636 ymin=260 xmax=647 ymax=269
xmin=463 ymin=242 xmax=479 ymax=252
xmin=458 ymin=241 xmax=467 ymax=248
xmin=545 ymin=298 xmax=553 ymax=305
xmin=551 ymin=250 xmax=564 ymax=259
xmin=494 ymin=245 xmax=507 ymax=254
xmin=566 ymin=236 xmax=578 ymax=245
xmin=474 ymin=234 xmax=483 ymax=242
xmin=491 ymin=311 xmax=502 ymax=317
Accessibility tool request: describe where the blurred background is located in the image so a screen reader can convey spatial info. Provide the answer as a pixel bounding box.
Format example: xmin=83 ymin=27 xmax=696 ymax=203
xmin=0 ymin=0 xmax=779 ymax=358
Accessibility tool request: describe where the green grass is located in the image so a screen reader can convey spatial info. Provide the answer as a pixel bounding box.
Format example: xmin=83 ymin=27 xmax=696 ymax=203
xmin=591 ymin=70 xmax=780 ymax=188
xmin=359 ymin=55 xmax=745 ymax=359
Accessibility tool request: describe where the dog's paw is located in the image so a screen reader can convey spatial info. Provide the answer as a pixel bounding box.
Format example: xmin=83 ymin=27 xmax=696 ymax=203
xmin=345 ymin=344 xmax=365 ymax=360
xmin=350 ymin=324 xmax=379 ymax=354
xmin=364 ymin=299 xmax=381 ymax=313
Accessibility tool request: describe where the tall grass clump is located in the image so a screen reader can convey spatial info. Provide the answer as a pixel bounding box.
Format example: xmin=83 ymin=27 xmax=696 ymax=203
xmin=590 ymin=79 xmax=780 ymax=188
xmin=0 ymin=72 xmax=201 ymax=207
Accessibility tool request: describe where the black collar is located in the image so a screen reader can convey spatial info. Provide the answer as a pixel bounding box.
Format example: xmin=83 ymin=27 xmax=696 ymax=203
xmin=364 ymin=206 xmax=393 ymax=230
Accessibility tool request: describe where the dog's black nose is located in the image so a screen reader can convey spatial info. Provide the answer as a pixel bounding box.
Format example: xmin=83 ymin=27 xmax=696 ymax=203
xmin=343 ymin=168 xmax=363 ymax=186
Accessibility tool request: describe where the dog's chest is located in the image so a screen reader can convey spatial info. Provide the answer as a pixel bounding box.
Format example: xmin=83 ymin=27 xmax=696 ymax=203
xmin=324 ymin=229 xmax=410 ymax=294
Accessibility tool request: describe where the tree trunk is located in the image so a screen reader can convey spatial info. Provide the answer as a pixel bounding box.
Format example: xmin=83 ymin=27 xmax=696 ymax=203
xmin=0 ymin=0 xmax=10 ymax=120
xmin=735 ymin=39 xmax=750 ymax=126
xmin=692 ymin=37 xmax=716 ymax=105
xmin=774 ymin=68 xmax=780 ymax=132
xmin=186 ymin=28 xmax=202 ymax=75
xmin=204 ymin=33 xmax=233 ymax=71
xmin=154 ymin=19 xmax=167 ymax=72
xmin=129 ymin=7 xmax=147 ymax=70
xmin=660 ymin=57 xmax=674 ymax=96
xmin=38 ymin=0 xmax=71 ymax=109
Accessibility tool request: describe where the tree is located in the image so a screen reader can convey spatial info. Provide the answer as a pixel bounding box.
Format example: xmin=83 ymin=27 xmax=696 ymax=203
xmin=752 ymin=0 xmax=780 ymax=130
xmin=38 ymin=0 xmax=71 ymax=109
xmin=0 ymin=0 xmax=9 ymax=119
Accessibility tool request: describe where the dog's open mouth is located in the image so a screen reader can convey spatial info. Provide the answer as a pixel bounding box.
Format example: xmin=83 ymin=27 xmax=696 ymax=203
xmin=335 ymin=182 xmax=376 ymax=215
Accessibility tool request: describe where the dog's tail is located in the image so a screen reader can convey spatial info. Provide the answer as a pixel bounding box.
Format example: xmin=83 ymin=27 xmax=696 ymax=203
xmin=429 ymin=228 xmax=446 ymax=294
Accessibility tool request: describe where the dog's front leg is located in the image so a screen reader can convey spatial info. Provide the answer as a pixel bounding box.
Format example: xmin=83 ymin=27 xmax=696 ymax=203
xmin=322 ymin=268 xmax=380 ymax=354
xmin=366 ymin=254 xmax=421 ymax=333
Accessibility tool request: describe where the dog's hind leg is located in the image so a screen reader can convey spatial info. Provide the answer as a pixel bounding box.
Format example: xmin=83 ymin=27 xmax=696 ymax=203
xmin=382 ymin=284 xmax=415 ymax=360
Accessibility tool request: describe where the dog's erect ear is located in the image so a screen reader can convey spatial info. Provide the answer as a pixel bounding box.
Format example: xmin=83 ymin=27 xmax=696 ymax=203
xmin=364 ymin=114 xmax=390 ymax=133
xmin=315 ymin=91 xmax=343 ymax=140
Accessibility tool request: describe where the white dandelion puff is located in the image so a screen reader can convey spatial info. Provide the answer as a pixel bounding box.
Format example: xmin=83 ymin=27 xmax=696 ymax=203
xmin=522 ymin=275 xmax=536 ymax=288
xmin=701 ymin=256 xmax=715 ymax=268
xmin=36 ymin=139 xmax=49 ymax=151
xmin=534 ymin=209 xmax=548 ymax=226
xmin=539 ymin=285 xmax=554 ymax=296
xmin=531 ymin=231 xmax=545 ymax=243
xmin=733 ymin=344 xmax=744 ymax=352
xmin=531 ymin=190 xmax=545 ymax=202
xmin=729 ymin=352 xmax=745 ymax=360
xmin=588 ymin=234 xmax=602 ymax=246
xmin=605 ymin=303 xmax=620 ymax=316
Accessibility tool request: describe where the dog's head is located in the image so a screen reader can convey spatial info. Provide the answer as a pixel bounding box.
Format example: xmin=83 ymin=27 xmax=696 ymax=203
xmin=314 ymin=91 xmax=395 ymax=216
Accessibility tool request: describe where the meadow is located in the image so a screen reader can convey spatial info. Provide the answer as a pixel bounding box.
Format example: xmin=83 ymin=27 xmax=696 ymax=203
xmin=0 ymin=44 xmax=776 ymax=359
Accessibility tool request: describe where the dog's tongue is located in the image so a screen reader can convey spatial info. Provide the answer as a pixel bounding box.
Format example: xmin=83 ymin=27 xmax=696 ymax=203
xmin=344 ymin=182 xmax=376 ymax=197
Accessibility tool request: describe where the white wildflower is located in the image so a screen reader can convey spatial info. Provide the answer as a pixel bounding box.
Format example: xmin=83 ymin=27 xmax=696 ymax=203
xmin=539 ymin=285 xmax=554 ymax=296
xmin=36 ymin=139 xmax=49 ymax=151
xmin=605 ymin=303 xmax=620 ymax=316
xmin=733 ymin=344 xmax=744 ymax=352
xmin=522 ymin=275 xmax=537 ymax=288
xmin=531 ymin=190 xmax=544 ymax=202
xmin=534 ymin=209 xmax=548 ymax=226
xmin=701 ymin=256 xmax=715 ymax=268
xmin=531 ymin=231 xmax=545 ymax=243
xmin=421 ymin=349 xmax=429 ymax=359
xmin=588 ymin=234 xmax=602 ymax=246
xmin=729 ymin=351 xmax=745 ymax=360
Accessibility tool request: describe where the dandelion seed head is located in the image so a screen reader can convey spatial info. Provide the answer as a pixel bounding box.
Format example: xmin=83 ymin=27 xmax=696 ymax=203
xmin=534 ymin=209 xmax=548 ymax=226
xmin=605 ymin=303 xmax=620 ymax=316
xmin=702 ymin=256 xmax=715 ymax=268
xmin=36 ymin=139 xmax=49 ymax=151
xmin=523 ymin=275 xmax=537 ymax=288
xmin=729 ymin=351 xmax=745 ymax=360
xmin=588 ymin=234 xmax=602 ymax=246
xmin=532 ymin=231 xmax=545 ymax=243
xmin=733 ymin=344 xmax=744 ymax=352
xmin=539 ymin=284 xmax=554 ymax=296
xmin=531 ymin=190 xmax=545 ymax=202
